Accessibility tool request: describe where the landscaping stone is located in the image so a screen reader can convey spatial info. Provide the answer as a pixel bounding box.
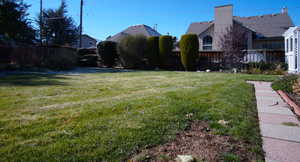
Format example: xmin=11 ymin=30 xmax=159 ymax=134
xmin=175 ymin=155 xmax=195 ymax=162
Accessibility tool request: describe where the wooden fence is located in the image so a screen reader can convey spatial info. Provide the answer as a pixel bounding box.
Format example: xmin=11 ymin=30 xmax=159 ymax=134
xmin=0 ymin=45 xmax=77 ymax=70
xmin=173 ymin=49 xmax=285 ymax=70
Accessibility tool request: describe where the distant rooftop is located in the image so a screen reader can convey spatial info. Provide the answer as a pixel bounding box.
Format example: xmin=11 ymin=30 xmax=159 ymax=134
xmin=107 ymin=24 xmax=161 ymax=42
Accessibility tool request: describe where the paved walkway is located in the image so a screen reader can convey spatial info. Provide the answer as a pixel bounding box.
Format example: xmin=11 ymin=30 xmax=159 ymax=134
xmin=248 ymin=81 xmax=300 ymax=162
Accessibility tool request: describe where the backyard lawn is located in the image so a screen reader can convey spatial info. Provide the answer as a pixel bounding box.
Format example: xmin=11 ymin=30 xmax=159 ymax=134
xmin=0 ymin=71 xmax=278 ymax=161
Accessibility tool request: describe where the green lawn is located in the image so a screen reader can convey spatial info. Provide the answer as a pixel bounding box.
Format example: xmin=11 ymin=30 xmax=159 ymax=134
xmin=0 ymin=71 xmax=278 ymax=161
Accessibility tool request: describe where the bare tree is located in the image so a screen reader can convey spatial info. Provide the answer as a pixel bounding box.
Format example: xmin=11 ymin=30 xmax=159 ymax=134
xmin=219 ymin=25 xmax=248 ymax=69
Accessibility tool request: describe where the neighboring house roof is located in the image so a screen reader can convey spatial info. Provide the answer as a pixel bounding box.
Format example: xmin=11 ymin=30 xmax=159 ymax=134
xmin=187 ymin=21 xmax=214 ymax=36
xmin=82 ymin=34 xmax=97 ymax=42
xmin=187 ymin=13 xmax=294 ymax=38
xmin=283 ymin=26 xmax=300 ymax=37
xmin=107 ymin=24 xmax=161 ymax=42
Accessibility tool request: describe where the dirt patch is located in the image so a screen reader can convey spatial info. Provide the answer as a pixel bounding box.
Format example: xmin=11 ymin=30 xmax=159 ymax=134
xmin=286 ymin=93 xmax=300 ymax=118
xmin=129 ymin=121 xmax=261 ymax=162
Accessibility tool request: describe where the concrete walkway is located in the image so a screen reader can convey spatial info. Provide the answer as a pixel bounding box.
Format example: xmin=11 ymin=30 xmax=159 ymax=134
xmin=248 ymin=81 xmax=300 ymax=162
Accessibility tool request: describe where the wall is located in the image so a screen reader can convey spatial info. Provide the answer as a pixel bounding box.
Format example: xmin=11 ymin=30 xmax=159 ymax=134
xmin=214 ymin=5 xmax=233 ymax=50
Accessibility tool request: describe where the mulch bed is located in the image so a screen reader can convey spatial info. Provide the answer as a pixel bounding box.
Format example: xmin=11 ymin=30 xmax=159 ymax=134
xmin=285 ymin=93 xmax=300 ymax=118
xmin=129 ymin=120 xmax=261 ymax=162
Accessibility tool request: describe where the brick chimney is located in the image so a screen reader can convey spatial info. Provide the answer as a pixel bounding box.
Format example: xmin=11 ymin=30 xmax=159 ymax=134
xmin=282 ymin=7 xmax=288 ymax=14
xmin=214 ymin=4 xmax=233 ymax=50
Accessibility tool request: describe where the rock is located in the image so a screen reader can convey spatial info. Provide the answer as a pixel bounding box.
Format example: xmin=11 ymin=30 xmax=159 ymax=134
xmin=175 ymin=155 xmax=195 ymax=162
xmin=218 ymin=120 xmax=229 ymax=126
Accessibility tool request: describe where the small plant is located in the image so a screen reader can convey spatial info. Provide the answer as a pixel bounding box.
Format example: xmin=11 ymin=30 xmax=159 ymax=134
xmin=272 ymin=74 xmax=298 ymax=93
xmin=222 ymin=153 xmax=240 ymax=162
xmin=159 ymin=35 xmax=173 ymax=68
xmin=146 ymin=36 xmax=160 ymax=69
xmin=97 ymin=41 xmax=118 ymax=67
xmin=282 ymin=122 xmax=299 ymax=127
xmin=180 ymin=34 xmax=199 ymax=71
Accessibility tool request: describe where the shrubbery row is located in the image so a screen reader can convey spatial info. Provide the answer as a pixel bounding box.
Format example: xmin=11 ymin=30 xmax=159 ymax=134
xmin=97 ymin=34 xmax=200 ymax=71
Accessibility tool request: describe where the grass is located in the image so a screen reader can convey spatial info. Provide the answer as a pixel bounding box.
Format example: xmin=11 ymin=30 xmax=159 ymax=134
xmin=0 ymin=71 xmax=279 ymax=161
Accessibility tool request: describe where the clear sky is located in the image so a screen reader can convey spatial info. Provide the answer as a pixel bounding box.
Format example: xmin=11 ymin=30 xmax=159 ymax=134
xmin=24 ymin=0 xmax=300 ymax=40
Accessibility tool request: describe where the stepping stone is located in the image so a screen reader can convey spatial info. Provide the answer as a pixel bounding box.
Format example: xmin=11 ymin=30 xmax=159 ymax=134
xmin=261 ymin=123 xmax=300 ymax=142
xmin=257 ymin=105 xmax=294 ymax=116
xmin=259 ymin=113 xmax=300 ymax=125
xmin=263 ymin=137 xmax=300 ymax=162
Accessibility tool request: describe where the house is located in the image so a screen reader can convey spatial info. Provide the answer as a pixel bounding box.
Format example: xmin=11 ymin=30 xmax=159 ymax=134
xmin=186 ymin=5 xmax=294 ymax=54
xmin=107 ymin=24 xmax=161 ymax=42
xmin=73 ymin=34 xmax=98 ymax=49
xmin=283 ymin=27 xmax=300 ymax=73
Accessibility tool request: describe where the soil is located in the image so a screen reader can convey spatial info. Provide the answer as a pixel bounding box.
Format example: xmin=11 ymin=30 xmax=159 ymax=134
xmin=286 ymin=93 xmax=300 ymax=119
xmin=129 ymin=121 xmax=261 ymax=162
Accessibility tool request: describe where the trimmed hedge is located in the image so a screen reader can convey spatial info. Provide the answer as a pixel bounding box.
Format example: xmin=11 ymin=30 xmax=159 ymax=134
xmin=97 ymin=41 xmax=118 ymax=67
xmin=272 ymin=74 xmax=298 ymax=93
xmin=180 ymin=34 xmax=199 ymax=71
xmin=117 ymin=35 xmax=147 ymax=69
xmin=146 ymin=36 xmax=159 ymax=68
xmin=159 ymin=35 xmax=173 ymax=68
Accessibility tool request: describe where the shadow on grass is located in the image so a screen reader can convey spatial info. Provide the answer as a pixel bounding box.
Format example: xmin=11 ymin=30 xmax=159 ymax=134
xmin=0 ymin=74 xmax=69 ymax=86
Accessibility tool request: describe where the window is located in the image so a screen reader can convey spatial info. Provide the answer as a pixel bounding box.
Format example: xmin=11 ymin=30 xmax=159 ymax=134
xmin=203 ymin=35 xmax=213 ymax=50
xmin=286 ymin=39 xmax=289 ymax=52
xmin=290 ymin=37 xmax=293 ymax=52
xmin=295 ymin=54 xmax=297 ymax=69
xmin=296 ymin=38 xmax=298 ymax=70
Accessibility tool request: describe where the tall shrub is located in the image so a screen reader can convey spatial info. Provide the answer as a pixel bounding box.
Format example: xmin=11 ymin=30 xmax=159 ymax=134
xmin=180 ymin=34 xmax=199 ymax=71
xmin=146 ymin=36 xmax=159 ymax=68
xmin=159 ymin=35 xmax=173 ymax=68
xmin=117 ymin=35 xmax=147 ymax=69
xmin=97 ymin=41 xmax=117 ymax=67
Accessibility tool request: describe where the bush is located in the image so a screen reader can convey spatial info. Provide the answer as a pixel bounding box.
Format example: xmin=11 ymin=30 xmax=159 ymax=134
xmin=159 ymin=35 xmax=173 ymax=68
xmin=272 ymin=74 xmax=298 ymax=93
xmin=146 ymin=36 xmax=160 ymax=69
xmin=117 ymin=35 xmax=147 ymax=69
xmin=179 ymin=34 xmax=199 ymax=71
xmin=97 ymin=41 xmax=118 ymax=67
xmin=245 ymin=62 xmax=287 ymax=75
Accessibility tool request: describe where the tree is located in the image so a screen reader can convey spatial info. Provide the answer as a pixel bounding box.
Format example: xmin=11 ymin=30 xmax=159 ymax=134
xmin=0 ymin=0 xmax=36 ymax=44
xmin=146 ymin=36 xmax=159 ymax=68
xmin=159 ymin=35 xmax=173 ymax=68
xmin=38 ymin=0 xmax=78 ymax=46
xmin=219 ymin=25 xmax=248 ymax=69
xmin=180 ymin=34 xmax=199 ymax=71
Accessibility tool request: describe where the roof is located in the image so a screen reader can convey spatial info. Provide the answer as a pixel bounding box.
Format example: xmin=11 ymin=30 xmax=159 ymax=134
xmin=187 ymin=13 xmax=294 ymax=38
xmin=107 ymin=24 xmax=161 ymax=42
xmin=82 ymin=34 xmax=97 ymax=42
xmin=186 ymin=22 xmax=213 ymax=35
xmin=283 ymin=26 xmax=300 ymax=37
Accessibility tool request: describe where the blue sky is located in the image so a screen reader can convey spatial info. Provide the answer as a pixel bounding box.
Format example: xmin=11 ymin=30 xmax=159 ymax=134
xmin=24 ymin=0 xmax=300 ymax=40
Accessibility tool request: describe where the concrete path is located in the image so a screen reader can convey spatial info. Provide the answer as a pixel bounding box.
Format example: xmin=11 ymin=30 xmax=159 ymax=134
xmin=248 ymin=81 xmax=300 ymax=162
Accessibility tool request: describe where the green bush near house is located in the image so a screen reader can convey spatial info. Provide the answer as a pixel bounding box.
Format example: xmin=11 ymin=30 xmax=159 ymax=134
xmin=97 ymin=41 xmax=118 ymax=68
xmin=159 ymin=35 xmax=173 ymax=68
xmin=180 ymin=34 xmax=199 ymax=71
xmin=272 ymin=74 xmax=298 ymax=93
xmin=117 ymin=35 xmax=147 ymax=69
xmin=146 ymin=36 xmax=160 ymax=69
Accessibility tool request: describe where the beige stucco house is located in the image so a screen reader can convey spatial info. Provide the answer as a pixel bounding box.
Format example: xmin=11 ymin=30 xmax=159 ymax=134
xmin=187 ymin=5 xmax=294 ymax=52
